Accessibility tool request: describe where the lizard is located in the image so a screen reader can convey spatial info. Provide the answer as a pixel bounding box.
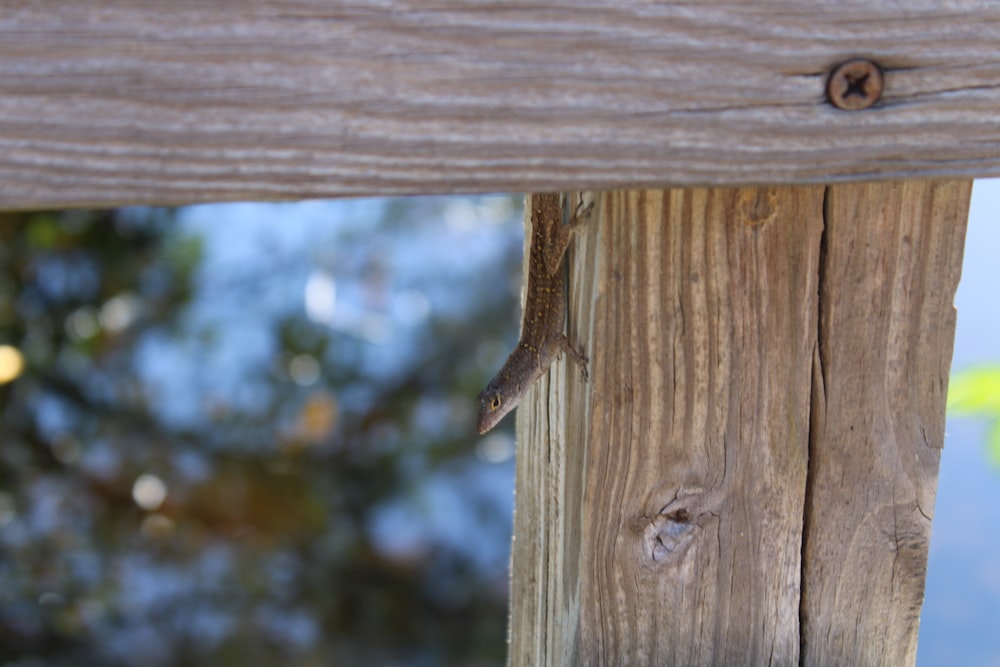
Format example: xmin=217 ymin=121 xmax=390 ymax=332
xmin=476 ymin=193 xmax=592 ymax=434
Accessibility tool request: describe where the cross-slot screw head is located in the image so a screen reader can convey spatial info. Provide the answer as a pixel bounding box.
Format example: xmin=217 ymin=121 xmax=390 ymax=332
xmin=827 ymin=59 xmax=884 ymax=110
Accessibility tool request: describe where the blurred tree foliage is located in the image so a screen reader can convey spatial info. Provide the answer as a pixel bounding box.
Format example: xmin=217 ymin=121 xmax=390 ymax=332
xmin=0 ymin=201 xmax=523 ymax=666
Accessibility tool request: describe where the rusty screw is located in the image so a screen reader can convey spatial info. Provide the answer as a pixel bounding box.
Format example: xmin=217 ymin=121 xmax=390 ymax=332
xmin=827 ymin=59 xmax=884 ymax=110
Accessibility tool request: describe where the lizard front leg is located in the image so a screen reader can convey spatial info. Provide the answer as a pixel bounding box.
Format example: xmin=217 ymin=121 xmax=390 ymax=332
xmin=557 ymin=334 xmax=589 ymax=381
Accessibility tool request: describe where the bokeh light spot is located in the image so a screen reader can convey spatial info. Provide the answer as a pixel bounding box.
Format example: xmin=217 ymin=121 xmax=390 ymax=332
xmin=476 ymin=433 xmax=515 ymax=464
xmin=304 ymin=271 xmax=336 ymax=324
xmin=66 ymin=307 xmax=99 ymax=340
xmin=99 ymin=293 xmax=141 ymax=333
xmin=132 ymin=474 xmax=167 ymax=511
xmin=295 ymin=392 xmax=338 ymax=443
xmin=289 ymin=354 xmax=321 ymax=386
xmin=0 ymin=345 xmax=25 ymax=384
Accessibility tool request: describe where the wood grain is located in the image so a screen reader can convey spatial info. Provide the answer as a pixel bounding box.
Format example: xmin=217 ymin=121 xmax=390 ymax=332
xmin=507 ymin=182 xmax=970 ymax=665
xmin=801 ymin=181 xmax=971 ymax=665
xmin=2 ymin=1 xmax=1000 ymax=208
xmin=511 ymin=187 xmax=824 ymax=665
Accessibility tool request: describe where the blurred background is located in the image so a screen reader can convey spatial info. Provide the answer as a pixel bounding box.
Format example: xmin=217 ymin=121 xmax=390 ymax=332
xmin=0 ymin=186 xmax=997 ymax=666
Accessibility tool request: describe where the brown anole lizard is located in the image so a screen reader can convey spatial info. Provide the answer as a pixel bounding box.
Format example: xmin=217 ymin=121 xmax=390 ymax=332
xmin=476 ymin=193 xmax=592 ymax=434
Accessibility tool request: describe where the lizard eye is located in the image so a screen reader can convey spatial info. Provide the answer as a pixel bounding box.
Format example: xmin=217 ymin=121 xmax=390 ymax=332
xmin=490 ymin=396 xmax=502 ymax=410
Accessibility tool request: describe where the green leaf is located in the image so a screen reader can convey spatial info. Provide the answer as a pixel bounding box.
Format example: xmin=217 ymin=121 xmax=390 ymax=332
xmin=947 ymin=366 xmax=1000 ymax=415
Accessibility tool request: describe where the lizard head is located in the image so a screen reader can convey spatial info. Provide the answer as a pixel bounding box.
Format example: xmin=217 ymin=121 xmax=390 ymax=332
xmin=476 ymin=380 xmax=518 ymax=434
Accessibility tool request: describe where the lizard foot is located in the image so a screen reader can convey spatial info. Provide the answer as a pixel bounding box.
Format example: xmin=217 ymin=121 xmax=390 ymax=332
xmin=558 ymin=335 xmax=590 ymax=382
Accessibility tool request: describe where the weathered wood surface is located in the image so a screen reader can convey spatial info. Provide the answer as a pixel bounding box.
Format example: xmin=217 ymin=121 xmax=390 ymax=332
xmin=1 ymin=1 xmax=999 ymax=209
xmin=802 ymin=182 xmax=970 ymax=665
xmin=508 ymin=182 xmax=970 ymax=666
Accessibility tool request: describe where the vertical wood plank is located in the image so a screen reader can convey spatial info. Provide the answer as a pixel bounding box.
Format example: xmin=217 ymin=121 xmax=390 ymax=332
xmin=507 ymin=201 xmax=590 ymax=667
xmin=506 ymin=182 xmax=970 ymax=666
xmin=801 ymin=181 xmax=971 ymax=666
xmin=510 ymin=187 xmax=825 ymax=665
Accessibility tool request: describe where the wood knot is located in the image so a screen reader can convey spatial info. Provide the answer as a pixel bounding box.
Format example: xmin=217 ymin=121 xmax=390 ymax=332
xmin=640 ymin=508 xmax=698 ymax=565
xmin=633 ymin=487 xmax=722 ymax=567
xmin=736 ymin=188 xmax=778 ymax=227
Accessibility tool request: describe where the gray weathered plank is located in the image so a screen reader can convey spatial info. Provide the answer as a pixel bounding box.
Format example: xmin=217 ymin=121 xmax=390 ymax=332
xmin=1 ymin=1 xmax=999 ymax=208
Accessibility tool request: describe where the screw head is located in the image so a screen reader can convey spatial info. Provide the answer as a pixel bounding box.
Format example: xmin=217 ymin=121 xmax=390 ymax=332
xmin=827 ymin=59 xmax=884 ymax=110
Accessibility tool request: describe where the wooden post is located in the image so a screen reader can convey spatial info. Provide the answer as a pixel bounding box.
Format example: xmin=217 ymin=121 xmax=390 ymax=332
xmin=508 ymin=183 xmax=970 ymax=666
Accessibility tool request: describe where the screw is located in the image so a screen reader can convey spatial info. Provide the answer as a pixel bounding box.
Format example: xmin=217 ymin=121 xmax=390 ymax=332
xmin=827 ymin=59 xmax=884 ymax=110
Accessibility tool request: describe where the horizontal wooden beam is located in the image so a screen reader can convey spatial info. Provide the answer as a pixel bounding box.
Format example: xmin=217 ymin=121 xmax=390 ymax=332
xmin=2 ymin=1 xmax=999 ymax=208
